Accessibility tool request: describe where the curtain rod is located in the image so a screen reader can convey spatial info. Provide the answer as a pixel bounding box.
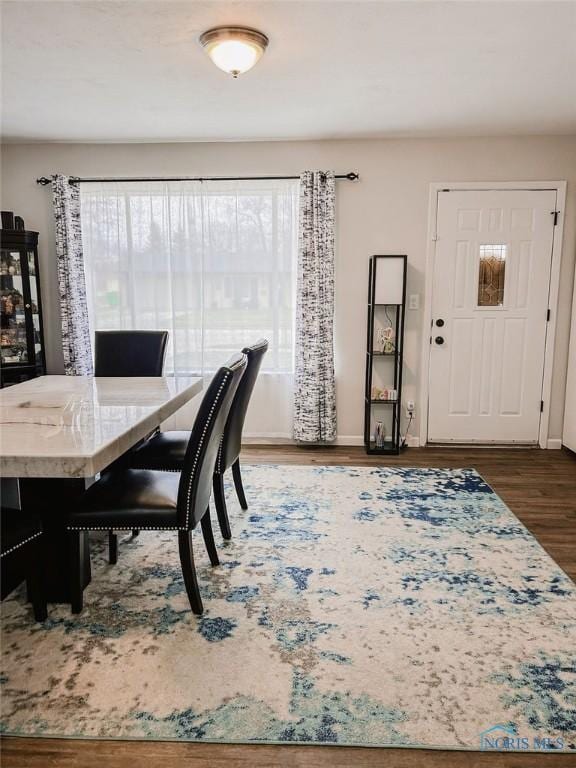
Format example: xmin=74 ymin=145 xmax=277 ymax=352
xmin=36 ymin=172 xmax=359 ymax=186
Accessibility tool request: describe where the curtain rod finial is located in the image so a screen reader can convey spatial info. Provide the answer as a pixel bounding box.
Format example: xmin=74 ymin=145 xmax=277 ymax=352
xmin=346 ymin=172 xmax=359 ymax=181
xmin=36 ymin=177 xmax=52 ymax=186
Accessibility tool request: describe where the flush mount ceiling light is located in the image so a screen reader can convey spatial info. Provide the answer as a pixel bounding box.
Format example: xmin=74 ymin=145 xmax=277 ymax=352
xmin=199 ymin=26 xmax=269 ymax=78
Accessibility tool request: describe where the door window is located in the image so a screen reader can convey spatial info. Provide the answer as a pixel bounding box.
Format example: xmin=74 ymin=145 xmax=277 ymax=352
xmin=478 ymin=244 xmax=506 ymax=307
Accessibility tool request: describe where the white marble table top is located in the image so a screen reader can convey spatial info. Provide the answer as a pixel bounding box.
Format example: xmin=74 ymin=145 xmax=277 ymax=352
xmin=0 ymin=375 xmax=203 ymax=479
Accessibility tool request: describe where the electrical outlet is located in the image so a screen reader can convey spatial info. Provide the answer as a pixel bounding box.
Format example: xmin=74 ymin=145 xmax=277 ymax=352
xmin=405 ymin=400 xmax=415 ymax=418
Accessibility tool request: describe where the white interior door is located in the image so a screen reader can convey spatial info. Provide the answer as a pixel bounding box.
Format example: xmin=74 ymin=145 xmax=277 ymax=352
xmin=563 ymin=267 xmax=576 ymax=452
xmin=428 ymin=189 xmax=556 ymax=444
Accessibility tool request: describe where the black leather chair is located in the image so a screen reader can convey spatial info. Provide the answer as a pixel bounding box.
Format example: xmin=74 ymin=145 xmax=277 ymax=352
xmin=130 ymin=339 xmax=268 ymax=540
xmin=67 ymin=353 xmax=247 ymax=615
xmin=94 ymin=330 xmax=168 ymax=377
xmin=94 ymin=329 xmax=169 ymax=561
xmin=1 ymin=509 xmax=47 ymax=622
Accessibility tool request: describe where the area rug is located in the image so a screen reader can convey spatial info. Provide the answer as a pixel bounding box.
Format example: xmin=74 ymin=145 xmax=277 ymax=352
xmin=1 ymin=465 xmax=575 ymax=751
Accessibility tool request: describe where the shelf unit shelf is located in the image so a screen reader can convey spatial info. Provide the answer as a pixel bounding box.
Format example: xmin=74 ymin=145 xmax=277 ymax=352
xmin=366 ymin=440 xmax=397 ymax=455
xmin=364 ymin=255 xmax=407 ymax=455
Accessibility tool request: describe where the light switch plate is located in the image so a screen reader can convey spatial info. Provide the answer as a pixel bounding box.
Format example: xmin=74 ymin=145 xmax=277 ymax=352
xmin=409 ymin=294 xmax=420 ymax=310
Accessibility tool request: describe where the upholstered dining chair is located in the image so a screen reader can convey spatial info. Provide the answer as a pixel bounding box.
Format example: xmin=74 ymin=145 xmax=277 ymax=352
xmin=67 ymin=353 xmax=247 ymax=616
xmin=94 ymin=330 xmax=168 ymax=377
xmin=130 ymin=339 xmax=269 ymax=540
xmin=94 ymin=329 xmax=169 ymax=563
xmin=1 ymin=509 xmax=47 ymax=622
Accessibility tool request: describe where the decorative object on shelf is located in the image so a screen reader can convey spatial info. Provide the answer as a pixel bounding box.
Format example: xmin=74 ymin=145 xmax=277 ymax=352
xmin=374 ymin=327 xmax=385 ymax=353
xmin=364 ymin=255 xmax=407 ymax=455
xmin=371 ymin=386 xmax=397 ymax=402
xmin=383 ymin=325 xmax=396 ymax=354
xmin=374 ymin=421 xmax=386 ymax=448
xmin=374 ymin=324 xmax=395 ymax=354
xmin=0 ymin=212 xmax=46 ymax=387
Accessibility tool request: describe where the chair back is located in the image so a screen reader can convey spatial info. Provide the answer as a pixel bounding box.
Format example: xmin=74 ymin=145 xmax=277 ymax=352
xmin=216 ymin=339 xmax=268 ymax=474
xmin=94 ymin=331 xmax=168 ymax=376
xmin=177 ymin=353 xmax=247 ymax=530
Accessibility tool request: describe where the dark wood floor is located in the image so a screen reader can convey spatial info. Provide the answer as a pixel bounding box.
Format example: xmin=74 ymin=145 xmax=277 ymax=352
xmin=3 ymin=445 xmax=575 ymax=768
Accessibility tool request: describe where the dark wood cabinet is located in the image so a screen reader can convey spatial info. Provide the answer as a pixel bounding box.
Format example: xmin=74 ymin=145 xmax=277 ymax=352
xmin=1 ymin=215 xmax=46 ymax=387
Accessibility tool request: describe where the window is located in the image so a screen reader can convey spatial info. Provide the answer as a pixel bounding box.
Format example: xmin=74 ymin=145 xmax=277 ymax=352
xmin=81 ymin=180 xmax=298 ymax=374
xmin=478 ymin=244 xmax=507 ymax=307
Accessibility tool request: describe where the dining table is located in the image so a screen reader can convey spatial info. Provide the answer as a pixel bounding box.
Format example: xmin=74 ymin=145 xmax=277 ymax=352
xmin=0 ymin=374 xmax=203 ymax=604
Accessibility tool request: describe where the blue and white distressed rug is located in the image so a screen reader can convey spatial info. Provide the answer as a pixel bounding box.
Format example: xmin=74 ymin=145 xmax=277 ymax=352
xmin=1 ymin=465 xmax=575 ymax=751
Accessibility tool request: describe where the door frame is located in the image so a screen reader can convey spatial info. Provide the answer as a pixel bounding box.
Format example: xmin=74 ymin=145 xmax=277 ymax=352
xmin=419 ymin=180 xmax=567 ymax=449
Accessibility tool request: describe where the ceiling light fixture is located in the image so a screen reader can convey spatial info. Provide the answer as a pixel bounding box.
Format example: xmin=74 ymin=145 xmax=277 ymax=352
xmin=199 ymin=26 xmax=269 ymax=78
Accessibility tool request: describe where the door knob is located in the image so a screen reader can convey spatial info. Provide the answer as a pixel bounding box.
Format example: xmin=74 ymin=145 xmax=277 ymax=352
xmin=436 ymin=319 xmax=444 ymax=327
xmin=435 ymin=336 xmax=444 ymax=345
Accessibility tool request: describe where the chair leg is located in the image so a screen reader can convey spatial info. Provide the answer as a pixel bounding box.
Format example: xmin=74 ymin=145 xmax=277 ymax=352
xmin=69 ymin=531 xmax=84 ymax=614
xmin=26 ymin=539 xmax=47 ymax=623
xmin=108 ymin=530 xmax=118 ymax=565
xmin=132 ymin=529 xmax=140 ymax=537
xmin=232 ymin=459 xmax=248 ymax=510
xmin=212 ymin=473 xmax=232 ymax=540
xmin=178 ymin=531 xmax=203 ymax=615
xmin=201 ymin=507 xmax=219 ymax=566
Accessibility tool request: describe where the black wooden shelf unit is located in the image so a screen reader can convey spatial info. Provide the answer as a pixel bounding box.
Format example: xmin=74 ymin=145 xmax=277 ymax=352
xmin=364 ymin=255 xmax=407 ymax=455
xmin=1 ymin=211 xmax=46 ymax=388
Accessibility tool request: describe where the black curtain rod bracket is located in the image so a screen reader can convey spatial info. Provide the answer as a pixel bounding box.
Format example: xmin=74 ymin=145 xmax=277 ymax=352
xmin=36 ymin=172 xmax=359 ymax=186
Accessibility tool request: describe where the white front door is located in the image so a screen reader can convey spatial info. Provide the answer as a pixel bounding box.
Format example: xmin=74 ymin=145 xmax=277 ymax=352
xmin=428 ymin=189 xmax=556 ymax=444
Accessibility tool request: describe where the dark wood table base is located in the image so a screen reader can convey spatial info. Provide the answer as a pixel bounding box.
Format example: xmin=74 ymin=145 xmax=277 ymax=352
xmin=18 ymin=478 xmax=91 ymax=604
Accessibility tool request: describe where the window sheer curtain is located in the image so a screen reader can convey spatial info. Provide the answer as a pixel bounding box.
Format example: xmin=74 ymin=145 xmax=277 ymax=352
xmin=80 ymin=180 xmax=298 ymax=379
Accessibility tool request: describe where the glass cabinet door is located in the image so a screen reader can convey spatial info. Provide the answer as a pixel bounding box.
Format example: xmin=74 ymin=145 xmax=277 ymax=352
xmin=0 ymin=248 xmax=29 ymax=365
xmin=27 ymin=250 xmax=44 ymax=366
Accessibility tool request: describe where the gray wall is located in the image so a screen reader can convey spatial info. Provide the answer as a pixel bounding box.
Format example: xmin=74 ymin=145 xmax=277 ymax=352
xmin=2 ymin=136 xmax=575 ymax=442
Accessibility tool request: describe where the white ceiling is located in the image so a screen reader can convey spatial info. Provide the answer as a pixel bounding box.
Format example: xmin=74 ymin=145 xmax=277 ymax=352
xmin=2 ymin=0 xmax=576 ymax=142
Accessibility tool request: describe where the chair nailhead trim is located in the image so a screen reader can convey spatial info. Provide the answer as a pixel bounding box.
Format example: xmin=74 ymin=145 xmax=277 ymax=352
xmin=130 ymin=465 xmax=180 ymax=472
xmin=216 ymin=434 xmax=225 ymax=474
xmin=0 ymin=530 xmax=42 ymax=558
xmin=67 ymin=526 xmax=186 ymax=531
xmin=76 ymin=362 xmax=241 ymax=533
xmin=184 ymin=372 xmax=230 ymax=528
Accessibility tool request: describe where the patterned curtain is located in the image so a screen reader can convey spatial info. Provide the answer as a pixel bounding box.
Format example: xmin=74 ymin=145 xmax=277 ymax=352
xmin=293 ymin=171 xmax=337 ymax=443
xmin=52 ymin=175 xmax=93 ymax=375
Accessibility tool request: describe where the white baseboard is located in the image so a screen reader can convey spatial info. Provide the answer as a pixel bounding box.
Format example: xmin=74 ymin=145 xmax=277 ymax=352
xmin=242 ymin=433 xmax=293 ymax=444
xmin=243 ymin=434 xmax=365 ymax=446
xmin=335 ymin=435 xmax=364 ymax=446
xmin=244 ymin=435 xmax=369 ymax=447
xmin=546 ymin=438 xmax=563 ymax=450
xmin=242 ymin=434 xmax=421 ymax=448
xmin=244 ymin=433 xmax=554 ymax=450
xmin=334 ymin=435 xmax=421 ymax=448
